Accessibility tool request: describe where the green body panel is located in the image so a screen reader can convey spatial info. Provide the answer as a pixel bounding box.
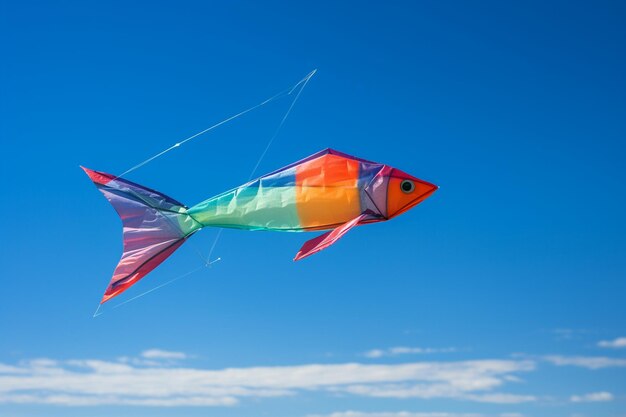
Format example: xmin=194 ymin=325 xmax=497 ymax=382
xmin=187 ymin=185 xmax=301 ymax=231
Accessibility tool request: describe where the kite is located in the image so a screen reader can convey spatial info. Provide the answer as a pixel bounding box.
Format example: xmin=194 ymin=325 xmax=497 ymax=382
xmin=82 ymin=148 xmax=437 ymax=304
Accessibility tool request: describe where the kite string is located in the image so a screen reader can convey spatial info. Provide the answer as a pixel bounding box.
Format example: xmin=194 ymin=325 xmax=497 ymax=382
xmin=204 ymin=69 xmax=317 ymax=262
xmin=115 ymin=70 xmax=316 ymax=180
xmin=112 ymin=258 xmax=222 ymax=310
xmin=248 ymin=69 xmax=316 ymax=180
xmin=94 ymin=258 xmax=222 ymax=317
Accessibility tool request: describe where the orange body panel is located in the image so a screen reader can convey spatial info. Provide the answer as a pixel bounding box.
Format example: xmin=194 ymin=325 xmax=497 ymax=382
xmin=295 ymin=154 xmax=362 ymax=229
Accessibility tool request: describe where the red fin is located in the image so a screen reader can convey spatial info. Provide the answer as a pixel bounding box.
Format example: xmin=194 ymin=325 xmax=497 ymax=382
xmin=294 ymin=214 xmax=368 ymax=261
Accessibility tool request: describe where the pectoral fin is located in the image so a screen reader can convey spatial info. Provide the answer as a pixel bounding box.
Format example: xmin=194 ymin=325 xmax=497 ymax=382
xmin=294 ymin=214 xmax=368 ymax=261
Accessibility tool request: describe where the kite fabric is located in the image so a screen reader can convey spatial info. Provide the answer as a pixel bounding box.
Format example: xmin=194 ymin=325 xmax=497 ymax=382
xmin=83 ymin=148 xmax=438 ymax=303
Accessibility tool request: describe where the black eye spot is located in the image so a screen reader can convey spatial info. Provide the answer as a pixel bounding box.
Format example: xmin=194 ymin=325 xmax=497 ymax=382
xmin=401 ymin=180 xmax=415 ymax=193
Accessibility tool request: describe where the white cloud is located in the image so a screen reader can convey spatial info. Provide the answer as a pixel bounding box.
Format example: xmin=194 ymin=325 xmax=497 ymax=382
xmin=0 ymin=352 xmax=535 ymax=407
xmin=463 ymin=393 xmax=535 ymax=404
xmin=141 ymin=349 xmax=187 ymax=360
xmin=0 ymin=364 xmax=25 ymax=374
xmin=544 ymin=355 xmax=626 ymax=369
xmin=570 ymin=392 xmax=614 ymax=402
xmin=115 ymin=349 xmax=189 ymax=367
xmin=0 ymin=393 xmax=237 ymax=407
xmin=364 ymin=347 xmax=456 ymax=358
xmin=597 ymin=337 xmax=626 ymax=349
xmin=364 ymin=350 xmax=386 ymax=358
xmin=306 ymin=412 xmax=484 ymax=417
xmin=306 ymin=412 xmax=525 ymax=417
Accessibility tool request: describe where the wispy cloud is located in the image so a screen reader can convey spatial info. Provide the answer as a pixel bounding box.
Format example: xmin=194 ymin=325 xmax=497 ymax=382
xmin=597 ymin=337 xmax=626 ymax=349
xmin=364 ymin=347 xmax=456 ymax=358
xmin=0 ymin=352 xmax=535 ymax=407
xmin=140 ymin=349 xmax=187 ymax=360
xmin=462 ymin=394 xmax=535 ymax=404
xmin=544 ymin=355 xmax=626 ymax=369
xmin=570 ymin=392 xmax=614 ymax=402
xmin=331 ymin=385 xmax=534 ymax=404
xmin=116 ymin=349 xmax=188 ymax=367
xmin=305 ymin=412 xmax=524 ymax=417
xmin=306 ymin=412 xmax=484 ymax=417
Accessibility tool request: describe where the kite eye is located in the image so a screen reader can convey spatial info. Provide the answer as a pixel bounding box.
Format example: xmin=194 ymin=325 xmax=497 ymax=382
xmin=400 ymin=180 xmax=415 ymax=193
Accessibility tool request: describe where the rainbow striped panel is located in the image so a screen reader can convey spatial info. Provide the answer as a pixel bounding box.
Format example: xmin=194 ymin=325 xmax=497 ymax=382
xmin=187 ymin=149 xmax=384 ymax=232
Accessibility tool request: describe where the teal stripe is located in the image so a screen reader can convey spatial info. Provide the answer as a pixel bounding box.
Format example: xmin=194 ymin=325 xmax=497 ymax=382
xmin=188 ymin=185 xmax=301 ymax=231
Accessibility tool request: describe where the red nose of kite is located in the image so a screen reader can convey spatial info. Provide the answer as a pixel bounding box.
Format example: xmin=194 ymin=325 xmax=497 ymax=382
xmin=386 ymin=169 xmax=438 ymax=218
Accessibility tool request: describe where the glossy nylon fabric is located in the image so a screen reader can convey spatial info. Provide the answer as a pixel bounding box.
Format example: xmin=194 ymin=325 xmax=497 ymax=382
xmin=82 ymin=168 xmax=201 ymax=303
xmin=187 ymin=149 xmax=387 ymax=231
xmin=84 ymin=149 xmax=437 ymax=303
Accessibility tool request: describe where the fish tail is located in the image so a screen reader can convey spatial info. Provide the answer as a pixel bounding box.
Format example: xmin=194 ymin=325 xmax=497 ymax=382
xmin=81 ymin=167 xmax=202 ymax=304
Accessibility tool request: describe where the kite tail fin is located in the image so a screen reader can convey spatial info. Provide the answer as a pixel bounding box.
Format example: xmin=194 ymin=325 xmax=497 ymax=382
xmin=81 ymin=167 xmax=202 ymax=304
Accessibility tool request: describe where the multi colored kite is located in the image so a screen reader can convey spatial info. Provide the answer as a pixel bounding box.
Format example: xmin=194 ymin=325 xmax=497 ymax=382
xmin=83 ymin=148 xmax=437 ymax=303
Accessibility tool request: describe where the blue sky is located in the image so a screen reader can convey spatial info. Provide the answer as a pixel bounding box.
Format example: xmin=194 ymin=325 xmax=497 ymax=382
xmin=1 ymin=1 xmax=625 ymax=416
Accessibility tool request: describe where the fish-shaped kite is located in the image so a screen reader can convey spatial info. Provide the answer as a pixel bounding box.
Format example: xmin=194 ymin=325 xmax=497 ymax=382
xmin=83 ymin=149 xmax=437 ymax=303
